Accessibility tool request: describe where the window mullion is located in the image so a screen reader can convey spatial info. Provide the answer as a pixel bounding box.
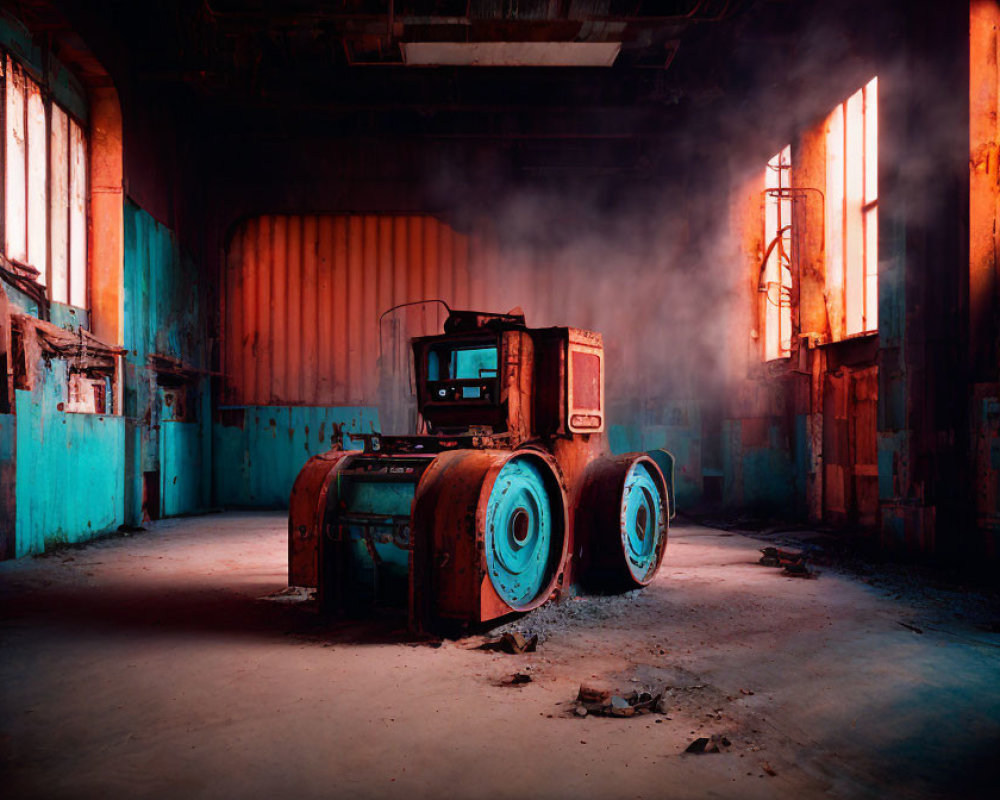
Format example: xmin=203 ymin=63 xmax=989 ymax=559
xmin=22 ymin=63 xmax=28 ymax=268
xmin=0 ymin=55 xmax=5 ymax=253
xmin=66 ymin=118 xmax=71 ymax=305
xmin=43 ymin=36 xmax=51 ymax=296
xmin=842 ymin=98 xmax=848 ymax=331
xmin=862 ymin=93 xmax=867 ymax=331
xmin=44 ymin=94 xmax=51 ymax=291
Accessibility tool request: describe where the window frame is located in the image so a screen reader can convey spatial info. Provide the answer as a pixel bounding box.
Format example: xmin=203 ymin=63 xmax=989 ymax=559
xmin=1 ymin=48 xmax=89 ymax=311
xmin=826 ymin=77 xmax=878 ymax=339
xmin=762 ymin=144 xmax=794 ymax=361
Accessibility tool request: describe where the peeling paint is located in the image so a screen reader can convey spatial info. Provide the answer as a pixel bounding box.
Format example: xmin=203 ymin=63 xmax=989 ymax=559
xmin=14 ymin=362 xmax=124 ymax=556
xmin=124 ymin=201 xmax=211 ymax=523
xmin=213 ymin=405 xmax=378 ymax=508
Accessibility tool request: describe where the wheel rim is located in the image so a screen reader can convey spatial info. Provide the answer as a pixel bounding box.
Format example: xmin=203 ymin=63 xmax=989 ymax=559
xmin=621 ymin=461 xmax=664 ymax=581
xmin=485 ymin=457 xmax=553 ymax=608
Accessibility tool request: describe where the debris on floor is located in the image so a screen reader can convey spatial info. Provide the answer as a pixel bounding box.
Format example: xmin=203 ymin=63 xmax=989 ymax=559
xmin=573 ymin=684 xmax=668 ymax=718
xmin=258 ymin=586 xmax=315 ymax=603
xmin=759 ymin=547 xmax=818 ymax=579
xmin=761 ymin=760 xmax=778 ymax=776
xmin=758 ymin=546 xmax=801 ymax=567
xmin=684 ymin=734 xmax=732 ymax=754
xmin=898 ymin=621 xmax=924 ymax=634
xmin=476 ymin=632 xmax=539 ymax=654
xmin=500 ymin=673 xmax=533 ymax=687
xmin=782 ymin=562 xmax=817 ymax=578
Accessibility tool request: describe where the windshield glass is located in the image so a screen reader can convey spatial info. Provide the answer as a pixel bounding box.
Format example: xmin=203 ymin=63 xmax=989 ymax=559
xmin=453 ymin=347 xmax=498 ymax=379
xmin=427 ymin=345 xmax=499 ymax=399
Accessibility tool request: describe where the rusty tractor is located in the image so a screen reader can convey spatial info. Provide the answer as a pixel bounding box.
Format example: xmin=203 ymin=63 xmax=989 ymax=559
xmin=288 ymin=307 xmax=674 ymax=633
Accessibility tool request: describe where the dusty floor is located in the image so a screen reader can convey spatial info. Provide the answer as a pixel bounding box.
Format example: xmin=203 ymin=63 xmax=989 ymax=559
xmin=1 ymin=512 xmax=998 ymax=800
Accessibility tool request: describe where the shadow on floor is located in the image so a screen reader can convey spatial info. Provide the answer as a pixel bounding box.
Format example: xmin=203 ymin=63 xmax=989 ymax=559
xmin=0 ymin=580 xmax=439 ymax=646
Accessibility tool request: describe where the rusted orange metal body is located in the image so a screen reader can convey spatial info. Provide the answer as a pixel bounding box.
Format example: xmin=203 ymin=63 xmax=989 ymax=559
xmin=288 ymin=308 xmax=672 ymax=632
xmin=288 ymin=449 xmax=359 ymax=587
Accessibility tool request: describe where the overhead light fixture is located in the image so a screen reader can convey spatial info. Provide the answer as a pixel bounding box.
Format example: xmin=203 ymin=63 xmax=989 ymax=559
xmin=400 ymin=41 xmax=621 ymax=67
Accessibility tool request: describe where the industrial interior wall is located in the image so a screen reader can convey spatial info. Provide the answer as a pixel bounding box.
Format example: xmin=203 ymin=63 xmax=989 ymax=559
xmin=0 ymin=201 xmax=208 ymax=558
xmin=0 ymin=8 xmax=215 ymax=557
xmin=220 ymin=212 xmax=704 ymax=509
xmin=217 ymin=214 xmax=493 ymax=507
xmin=223 ymin=214 xmax=493 ymax=407
xmin=14 ymin=362 xmax=126 ymax=557
xmin=875 ymin=4 xmax=969 ymax=558
xmin=0 ymin=282 xmax=126 ymax=557
xmin=0 ymin=13 xmax=128 ymax=557
xmin=722 ymin=23 xmax=891 ymax=525
xmin=725 ymin=170 xmax=799 ymax=517
xmin=0 ymin=412 xmax=13 ymax=559
xmin=727 ymin=90 xmax=885 ymax=526
xmin=719 ymin=1 xmax=978 ymax=560
xmin=969 ymin=0 xmax=1000 ymax=558
xmin=123 ymin=201 xmax=212 ymax=524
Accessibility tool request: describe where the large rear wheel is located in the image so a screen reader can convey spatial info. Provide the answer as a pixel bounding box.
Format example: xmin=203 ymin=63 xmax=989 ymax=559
xmin=485 ymin=456 xmax=557 ymax=609
xmin=579 ymin=454 xmax=669 ymax=590
xmin=620 ymin=460 xmax=667 ymax=585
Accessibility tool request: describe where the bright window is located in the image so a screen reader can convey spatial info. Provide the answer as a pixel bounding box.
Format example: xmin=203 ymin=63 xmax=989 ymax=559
xmin=2 ymin=52 xmax=88 ymax=308
xmin=826 ymin=77 xmax=878 ymax=337
xmin=762 ymin=145 xmax=793 ymax=360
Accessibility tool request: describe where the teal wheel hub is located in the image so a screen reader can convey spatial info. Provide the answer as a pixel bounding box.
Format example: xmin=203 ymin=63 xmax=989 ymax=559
xmin=621 ymin=461 xmax=665 ymax=582
xmin=485 ymin=457 xmax=555 ymax=608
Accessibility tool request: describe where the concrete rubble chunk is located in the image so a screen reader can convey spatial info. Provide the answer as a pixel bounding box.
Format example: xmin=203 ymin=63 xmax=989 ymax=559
xmin=572 ymin=684 xmax=668 ymax=719
xmin=685 ymin=734 xmax=732 ymax=754
xmin=477 ymin=632 xmax=539 ymax=654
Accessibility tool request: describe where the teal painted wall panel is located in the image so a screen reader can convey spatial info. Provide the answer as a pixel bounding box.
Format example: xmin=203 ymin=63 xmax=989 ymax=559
xmin=124 ymin=419 xmax=143 ymax=522
xmin=607 ymin=424 xmax=642 ymax=455
xmin=0 ymin=415 xmax=14 ymax=463
xmin=0 ymin=11 xmax=42 ymax=75
xmin=608 ymin=418 xmax=701 ymax=509
xmin=1 ymin=192 xmax=206 ymax=557
xmin=2 ymin=280 xmax=41 ymax=317
xmin=14 ymin=363 xmax=125 ymax=557
xmin=158 ymin=377 xmax=212 ymax=518
xmin=722 ymin=420 xmax=740 ymax=506
xmin=721 ymin=419 xmax=794 ymax=513
xmin=659 ymin=425 xmax=701 ymax=507
xmin=878 ymin=431 xmax=907 ymax=501
xmin=0 ymin=413 xmax=15 ymax=559
xmin=161 ymin=420 xmax=208 ymax=517
xmin=742 ymin=445 xmax=794 ymax=512
xmin=0 ymin=11 xmax=88 ymax=121
xmin=213 ymin=406 xmax=379 ymax=508
xmin=126 ymin=200 xmax=207 ymax=396
xmin=124 ymin=201 xmax=211 ymax=521
xmin=48 ymin=302 xmax=89 ymax=331
xmin=793 ymin=414 xmax=809 ymax=517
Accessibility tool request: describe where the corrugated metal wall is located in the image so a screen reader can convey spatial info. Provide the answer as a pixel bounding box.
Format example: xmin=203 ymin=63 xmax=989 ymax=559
xmin=223 ymin=214 xmax=498 ymax=406
xmin=221 ymin=213 xmax=706 ymax=504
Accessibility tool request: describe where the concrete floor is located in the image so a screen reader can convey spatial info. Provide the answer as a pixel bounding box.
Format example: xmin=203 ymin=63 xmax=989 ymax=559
xmin=1 ymin=512 xmax=998 ymax=800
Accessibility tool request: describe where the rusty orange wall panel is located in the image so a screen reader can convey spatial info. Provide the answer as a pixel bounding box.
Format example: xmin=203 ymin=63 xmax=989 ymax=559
xmin=88 ymin=87 xmax=124 ymax=350
xmin=223 ymin=214 xmax=493 ymax=406
xmin=970 ymin=0 xmax=1000 ymax=379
